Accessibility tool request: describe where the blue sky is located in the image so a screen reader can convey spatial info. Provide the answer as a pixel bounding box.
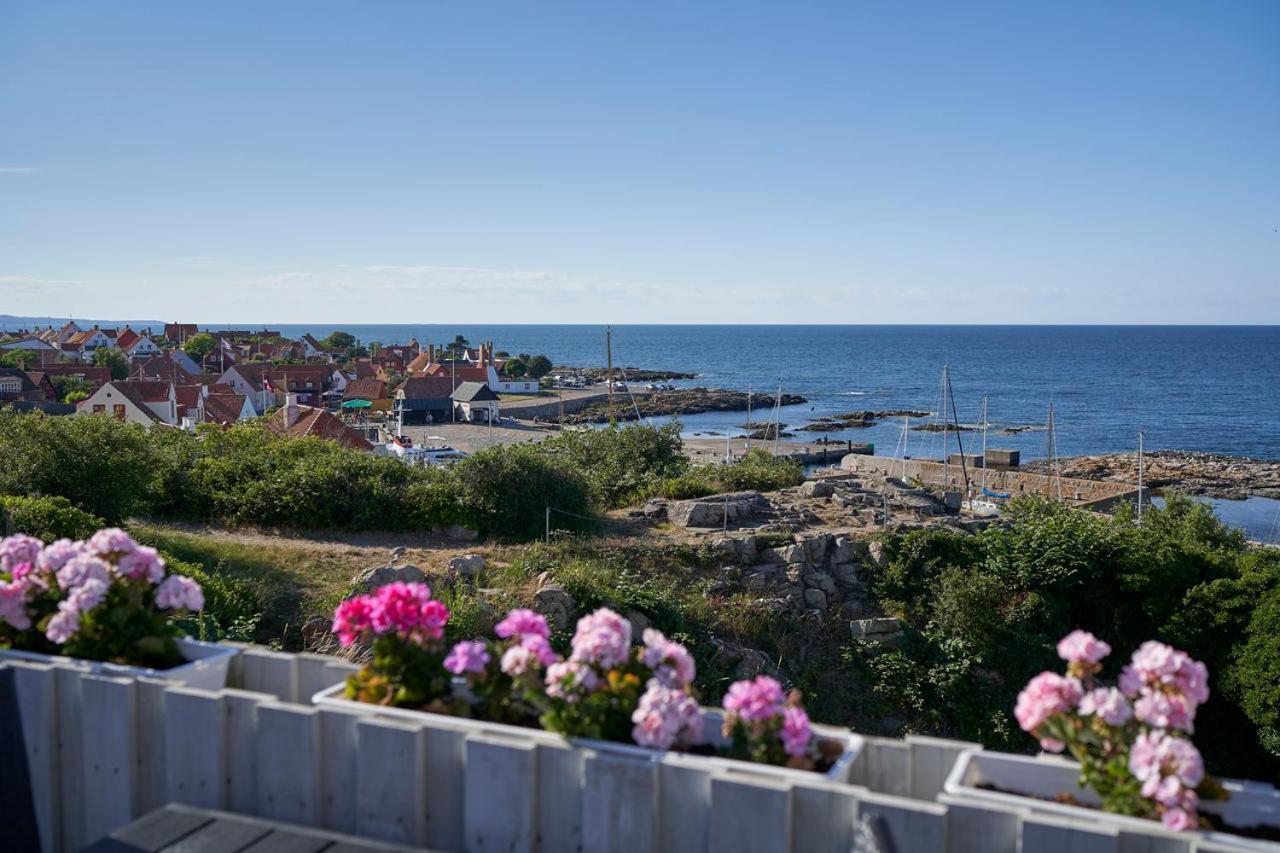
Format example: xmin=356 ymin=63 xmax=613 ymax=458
xmin=1 ymin=1 xmax=1276 ymax=324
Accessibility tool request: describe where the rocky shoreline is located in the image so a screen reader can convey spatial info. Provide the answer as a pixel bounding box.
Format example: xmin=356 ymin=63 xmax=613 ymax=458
xmin=552 ymin=365 xmax=697 ymax=382
xmin=1023 ymin=451 xmax=1280 ymax=500
xmin=553 ymin=387 xmax=807 ymax=424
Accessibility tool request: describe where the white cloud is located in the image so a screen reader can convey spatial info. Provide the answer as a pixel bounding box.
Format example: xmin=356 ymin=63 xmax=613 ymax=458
xmin=0 ymin=166 xmax=38 ymax=175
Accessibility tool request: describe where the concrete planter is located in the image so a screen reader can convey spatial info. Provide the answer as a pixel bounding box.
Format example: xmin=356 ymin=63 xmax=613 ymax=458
xmin=312 ymin=682 xmax=863 ymax=783
xmin=0 ymin=637 xmax=237 ymax=690
xmin=944 ymin=748 xmax=1280 ymax=850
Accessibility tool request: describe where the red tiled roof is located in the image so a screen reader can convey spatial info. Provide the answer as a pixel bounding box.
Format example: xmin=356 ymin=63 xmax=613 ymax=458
xmin=267 ymin=406 xmax=372 ymax=450
xmin=115 ymin=329 xmax=141 ymax=350
xmin=343 ymin=379 xmax=387 ymax=400
xmin=116 ymin=380 xmax=172 ymax=403
xmin=396 ymin=376 xmax=455 ymax=400
xmin=203 ymin=393 xmax=248 ymax=425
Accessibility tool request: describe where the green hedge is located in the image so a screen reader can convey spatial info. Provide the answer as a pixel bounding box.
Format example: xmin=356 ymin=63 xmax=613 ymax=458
xmin=0 ymin=495 xmax=106 ymax=541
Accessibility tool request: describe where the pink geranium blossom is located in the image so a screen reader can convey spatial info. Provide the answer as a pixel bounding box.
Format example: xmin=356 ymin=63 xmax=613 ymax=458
xmin=1078 ymin=687 xmax=1133 ymax=726
xmin=641 ymin=628 xmax=696 ymax=688
xmin=1014 ymin=672 xmax=1083 ymax=733
xmin=495 ymin=608 xmax=550 ymax=640
xmin=0 ymin=534 xmax=43 ymax=573
xmin=723 ymin=675 xmax=786 ymax=723
xmin=37 ymin=539 xmax=84 ymax=574
xmin=1119 ymin=641 xmax=1209 ymax=733
xmin=0 ymin=579 xmax=33 ymax=630
xmin=444 ymin=640 xmax=491 ymax=675
xmin=631 ymin=682 xmax=703 ymax=750
xmin=56 ymin=554 xmax=111 ymax=591
xmin=545 ymin=660 xmax=598 ymax=701
xmin=780 ymin=706 xmax=812 ymax=758
xmin=154 ymin=575 xmax=204 ymax=611
xmin=1057 ymin=630 xmax=1111 ymax=665
xmin=87 ymin=527 xmax=137 ymax=558
xmin=333 ymin=596 xmax=375 ymax=647
xmin=569 ymin=608 xmax=632 ymax=669
xmin=116 ymin=546 xmax=166 ymax=583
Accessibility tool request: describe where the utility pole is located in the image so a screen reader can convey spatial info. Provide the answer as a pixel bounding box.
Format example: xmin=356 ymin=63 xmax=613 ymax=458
xmin=606 ymin=327 xmax=615 ymax=427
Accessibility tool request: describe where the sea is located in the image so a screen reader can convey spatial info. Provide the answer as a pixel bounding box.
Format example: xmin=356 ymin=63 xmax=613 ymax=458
xmin=149 ymin=323 xmax=1280 ymax=538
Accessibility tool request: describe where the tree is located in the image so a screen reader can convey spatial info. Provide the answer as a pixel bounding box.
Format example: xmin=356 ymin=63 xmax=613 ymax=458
xmin=526 ymin=354 xmax=553 ymax=379
xmin=50 ymin=375 xmax=94 ymax=403
xmin=505 ymin=359 xmax=527 ymax=378
xmin=320 ymin=331 xmax=356 ymax=351
xmin=183 ymin=332 xmax=216 ymax=363
xmin=447 ymin=335 xmax=470 ymax=357
xmin=0 ymin=349 xmax=35 ymax=370
xmin=93 ymin=346 xmax=128 ymax=380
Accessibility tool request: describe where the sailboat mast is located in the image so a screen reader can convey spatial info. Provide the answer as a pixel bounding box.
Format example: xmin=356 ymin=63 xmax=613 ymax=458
xmin=944 ymin=364 xmax=971 ymax=496
xmin=980 ymin=395 xmax=989 ymax=493
xmin=772 ymin=380 xmax=783 ymax=454
xmin=606 ymin=327 xmax=615 ymax=428
xmin=1137 ymin=430 xmax=1145 ymax=524
xmin=1046 ymin=400 xmax=1062 ymax=501
xmin=941 ymin=365 xmax=950 ymax=488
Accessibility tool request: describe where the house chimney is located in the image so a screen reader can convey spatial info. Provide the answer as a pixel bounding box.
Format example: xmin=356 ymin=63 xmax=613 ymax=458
xmin=286 ymin=392 xmax=300 ymax=427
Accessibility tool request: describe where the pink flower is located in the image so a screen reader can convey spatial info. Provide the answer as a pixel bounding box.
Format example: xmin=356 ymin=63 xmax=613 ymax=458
xmin=780 ymin=706 xmax=812 ymax=758
xmin=495 ymin=608 xmax=550 ymax=640
xmin=0 ymin=579 xmax=33 ymax=630
xmin=115 ymin=546 xmax=166 ymax=583
xmin=1039 ymin=738 xmax=1066 ymax=753
xmin=641 ymin=628 xmax=696 ymax=688
xmin=1161 ymin=808 xmax=1196 ymax=832
xmin=1119 ymin=641 xmax=1209 ymax=733
xmin=501 ymin=634 xmax=559 ymax=675
xmin=723 ymin=676 xmax=787 ymax=723
xmin=154 ymin=575 xmax=204 ymax=611
xmin=333 ymin=596 xmax=374 ymax=647
xmin=0 ymin=534 xmax=43 ymax=573
xmin=56 ymin=554 xmax=110 ymax=591
xmin=631 ymin=683 xmax=703 ymax=750
xmin=87 ymin=527 xmax=136 ymax=558
xmin=44 ymin=578 xmax=109 ymax=643
xmin=1056 ymin=630 xmax=1111 ymax=664
xmin=1078 ymin=687 xmax=1133 ymax=726
xmin=569 ymin=608 xmax=632 ymax=669
xmin=1014 ymin=672 xmax=1083 ymax=733
xmin=1129 ymin=730 xmax=1204 ymax=811
xmin=37 ymin=539 xmax=84 ymax=574
xmin=545 ymin=660 xmax=598 ymax=701
xmin=367 ymin=582 xmax=449 ymax=640
xmin=444 ymin=640 xmax=491 ymax=675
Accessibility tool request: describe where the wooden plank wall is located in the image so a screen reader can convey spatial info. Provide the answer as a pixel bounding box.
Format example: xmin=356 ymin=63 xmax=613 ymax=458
xmin=3 ymin=647 xmax=1216 ymax=853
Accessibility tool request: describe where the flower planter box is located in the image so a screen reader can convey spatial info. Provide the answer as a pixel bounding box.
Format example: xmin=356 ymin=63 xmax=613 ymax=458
xmin=944 ymin=748 xmax=1280 ymax=850
xmin=312 ymin=682 xmax=863 ymax=782
xmin=0 ymin=637 xmax=237 ymax=690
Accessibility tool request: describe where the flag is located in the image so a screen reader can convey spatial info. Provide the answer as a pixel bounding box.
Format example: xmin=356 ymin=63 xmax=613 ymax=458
xmin=263 ymin=373 xmax=275 ymax=393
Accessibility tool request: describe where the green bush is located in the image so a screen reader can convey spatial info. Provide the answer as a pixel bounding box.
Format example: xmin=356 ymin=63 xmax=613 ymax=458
xmin=538 ymin=423 xmax=689 ymax=508
xmin=0 ymin=495 xmax=105 ymax=541
xmin=0 ymin=411 xmax=157 ymax=523
xmin=852 ymin=494 xmax=1278 ymax=776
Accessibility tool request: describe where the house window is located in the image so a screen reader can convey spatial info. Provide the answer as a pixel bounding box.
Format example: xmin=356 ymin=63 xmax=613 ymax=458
xmin=113 ymin=404 xmax=126 ymax=421
xmin=93 ymin=404 xmax=105 ymax=414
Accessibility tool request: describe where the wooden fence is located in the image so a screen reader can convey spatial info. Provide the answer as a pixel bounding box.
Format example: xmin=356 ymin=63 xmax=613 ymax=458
xmin=3 ymin=645 xmax=1250 ymax=853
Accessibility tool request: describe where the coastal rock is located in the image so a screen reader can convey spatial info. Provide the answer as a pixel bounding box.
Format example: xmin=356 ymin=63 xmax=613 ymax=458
xmin=799 ymin=532 xmax=831 ymax=564
xmin=668 ymin=492 xmax=763 ymax=528
xmin=642 ymin=499 xmax=668 ymax=520
xmin=711 ymin=534 xmax=758 ymax=565
xmin=804 ymin=572 xmax=837 ymax=596
xmin=351 ymin=563 xmax=426 ymax=594
xmin=867 ymin=541 xmax=889 ymax=569
xmin=797 ymin=480 xmax=836 ymax=498
xmin=803 ymin=588 xmax=827 ymax=611
xmin=626 ymin=609 xmax=652 ymax=637
xmin=832 ymin=535 xmax=869 ymax=564
xmin=850 ymin=617 xmax=903 ymax=643
xmin=534 ymin=586 xmax=576 ymax=631
xmin=711 ymin=639 xmax=775 ymax=680
xmin=389 ymin=546 xmax=406 ymax=562
xmin=446 ymin=554 xmax=486 ymax=579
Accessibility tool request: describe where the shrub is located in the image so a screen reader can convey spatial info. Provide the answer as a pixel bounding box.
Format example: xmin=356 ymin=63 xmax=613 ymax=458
xmin=0 ymin=411 xmax=157 ymax=523
xmin=0 ymin=495 xmax=105 ymax=542
xmin=538 ymin=423 xmax=689 ymax=508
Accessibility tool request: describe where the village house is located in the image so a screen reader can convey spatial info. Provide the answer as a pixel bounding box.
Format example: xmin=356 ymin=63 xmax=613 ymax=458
xmin=0 ymin=369 xmax=46 ymax=402
xmin=451 ymin=381 xmax=500 ymax=423
xmin=116 ymin=327 xmax=162 ymax=360
xmin=342 ymin=378 xmax=388 ymax=404
xmin=76 ymin=380 xmax=179 ymax=426
xmin=267 ymin=393 xmax=373 ymax=450
xmin=393 ymin=375 xmax=455 ymax=424
xmin=0 ymin=336 xmax=57 ymax=352
xmin=162 ymin=322 xmax=199 ymax=345
xmin=202 ymin=389 xmax=255 ymax=425
xmin=299 ymin=333 xmax=329 ymax=360
xmin=33 ymin=364 xmax=112 ymax=393
xmin=217 ymin=363 xmax=333 ymax=412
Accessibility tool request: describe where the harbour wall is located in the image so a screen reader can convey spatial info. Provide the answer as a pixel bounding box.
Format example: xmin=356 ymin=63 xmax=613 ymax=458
xmin=839 ymin=454 xmax=1139 ymax=511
